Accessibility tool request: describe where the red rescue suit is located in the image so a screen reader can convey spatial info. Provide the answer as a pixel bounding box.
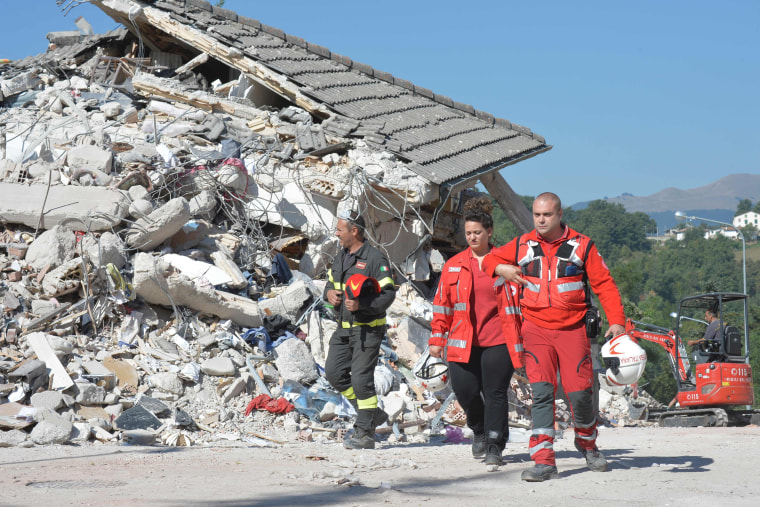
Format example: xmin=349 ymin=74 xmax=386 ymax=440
xmin=430 ymin=248 xmax=524 ymax=368
xmin=483 ymin=225 xmax=625 ymax=466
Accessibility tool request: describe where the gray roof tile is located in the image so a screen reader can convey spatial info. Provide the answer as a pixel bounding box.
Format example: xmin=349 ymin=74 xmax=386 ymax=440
xmin=136 ymin=1 xmax=551 ymax=184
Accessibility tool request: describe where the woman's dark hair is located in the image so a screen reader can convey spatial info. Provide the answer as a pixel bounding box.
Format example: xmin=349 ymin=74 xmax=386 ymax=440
xmin=462 ymin=196 xmax=494 ymax=229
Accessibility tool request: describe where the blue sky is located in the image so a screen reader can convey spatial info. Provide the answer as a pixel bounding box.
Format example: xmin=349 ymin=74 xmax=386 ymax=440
xmin=2 ymin=1 xmax=758 ymax=207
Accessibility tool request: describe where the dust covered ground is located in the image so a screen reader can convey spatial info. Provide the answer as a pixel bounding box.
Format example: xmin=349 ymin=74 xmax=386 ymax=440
xmin=1 ymin=425 xmax=759 ymax=506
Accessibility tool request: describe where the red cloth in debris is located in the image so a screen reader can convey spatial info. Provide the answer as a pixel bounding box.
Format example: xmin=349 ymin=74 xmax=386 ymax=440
xmin=245 ymin=394 xmax=294 ymax=416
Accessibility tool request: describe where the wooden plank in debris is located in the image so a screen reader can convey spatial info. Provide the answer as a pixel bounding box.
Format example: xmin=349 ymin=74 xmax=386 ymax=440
xmin=479 ymin=171 xmax=533 ymax=234
xmin=133 ymin=4 xmax=330 ymax=118
xmin=26 ymin=332 xmax=75 ymax=391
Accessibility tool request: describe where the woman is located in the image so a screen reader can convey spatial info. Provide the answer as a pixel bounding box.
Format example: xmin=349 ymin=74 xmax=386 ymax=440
xmin=428 ymin=197 xmax=524 ymax=468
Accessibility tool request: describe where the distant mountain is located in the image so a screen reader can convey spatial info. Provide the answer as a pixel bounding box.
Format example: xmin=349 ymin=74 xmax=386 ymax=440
xmin=571 ymin=173 xmax=760 ymax=231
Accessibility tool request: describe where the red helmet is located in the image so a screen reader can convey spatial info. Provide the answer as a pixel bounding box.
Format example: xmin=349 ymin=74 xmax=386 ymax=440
xmin=345 ymin=274 xmax=380 ymax=299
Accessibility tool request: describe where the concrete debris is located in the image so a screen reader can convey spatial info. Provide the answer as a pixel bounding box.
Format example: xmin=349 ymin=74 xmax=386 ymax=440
xmin=0 ymin=8 xmax=652 ymax=452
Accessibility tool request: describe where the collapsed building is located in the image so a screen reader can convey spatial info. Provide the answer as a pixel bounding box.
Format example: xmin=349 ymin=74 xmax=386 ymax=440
xmin=0 ymin=0 xmax=656 ymax=448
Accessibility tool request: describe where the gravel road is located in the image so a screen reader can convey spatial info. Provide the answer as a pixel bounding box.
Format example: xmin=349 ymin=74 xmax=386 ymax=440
xmin=1 ymin=425 xmax=758 ymax=506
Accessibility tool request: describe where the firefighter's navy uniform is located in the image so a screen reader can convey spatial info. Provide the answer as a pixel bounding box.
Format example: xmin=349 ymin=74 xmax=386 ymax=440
xmin=323 ymin=240 xmax=396 ymax=435
xmin=483 ymin=224 xmax=625 ymax=467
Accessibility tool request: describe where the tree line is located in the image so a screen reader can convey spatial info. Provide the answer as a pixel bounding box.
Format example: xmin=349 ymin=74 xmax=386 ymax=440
xmin=490 ymin=198 xmax=759 ymax=407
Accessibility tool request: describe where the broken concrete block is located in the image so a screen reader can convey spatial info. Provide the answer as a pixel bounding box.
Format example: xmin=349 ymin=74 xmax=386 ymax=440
xmin=304 ymin=311 xmax=336 ymax=367
xmin=74 ymin=381 xmax=106 ymax=406
xmin=298 ymin=237 xmax=339 ymax=279
xmin=221 ymin=378 xmax=246 ymax=403
xmin=258 ymin=280 xmax=313 ymax=324
xmin=137 ymin=396 xmax=171 ymax=418
xmin=70 ymin=422 xmax=93 ymax=444
xmin=162 ymin=253 xmax=232 ymax=287
xmin=122 ymin=429 xmax=156 ymax=445
xmin=41 ymin=257 xmax=88 ymax=297
xmin=30 ymin=410 xmax=73 ymax=445
xmin=274 ymin=338 xmax=318 ymax=384
xmin=210 ymin=251 xmax=248 ymax=289
xmin=201 ymin=357 xmax=236 ymax=377
xmin=387 ymin=317 xmax=430 ymax=369
xmin=188 ymin=189 xmax=216 ymax=218
xmin=129 ymin=198 xmax=154 ymax=219
xmin=25 ymin=225 xmax=77 ymax=271
xmin=30 ymin=391 xmax=65 ymax=411
xmin=0 ymin=183 xmax=130 ymax=232
xmin=128 ymin=185 xmax=150 ymax=201
xmin=82 ymin=232 xmax=126 ymax=269
xmin=114 ymin=404 xmax=162 ymax=431
xmin=125 ymin=197 xmax=191 ymax=251
xmin=0 ymin=429 xmax=29 ymax=447
xmin=132 ymin=252 xmax=264 ymax=328
xmin=149 ymin=373 xmax=185 ymax=396
xmin=66 ymin=144 xmax=113 ymax=173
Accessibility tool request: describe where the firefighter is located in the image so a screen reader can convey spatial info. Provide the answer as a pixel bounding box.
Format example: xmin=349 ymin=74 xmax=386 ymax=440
xmin=482 ymin=192 xmax=626 ymax=482
xmin=428 ymin=197 xmax=524 ymax=469
xmin=323 ymin=210 xmax=396 ymax=449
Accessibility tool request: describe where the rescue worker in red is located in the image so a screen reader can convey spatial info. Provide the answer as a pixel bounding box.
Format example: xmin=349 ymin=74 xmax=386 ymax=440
xmin=429 ymin=197 xmax=524 ymax=469
xmin=324 ymin=210 xmax=396 ymax=449
xmin=482 ymin=192 xmax=625 ymax=481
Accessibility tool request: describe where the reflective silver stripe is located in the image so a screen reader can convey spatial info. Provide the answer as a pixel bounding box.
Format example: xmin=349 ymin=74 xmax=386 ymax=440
xmin=504 ymin=306 xmax=520 ymax=315
xmin=574 ymin=418 xmax=597 ymax=429
xmin=529 ymin=441 xmax=554 ymax=456
xmin=433 ymin=305 xmax=453 ymax=315
xmin=576 ymin=430 xmax=598 ymax=441
xmin=557 ymin=281 xmax=584 ymax=293
xmin=447 ymin=338 xmax=467 ymax=349
xmin=431 ymin=333 xmax=447 ymax=339
xmin=454 ymin=303 xmax=467 ymax=311
xmin=532 ymin=428 xmax=556 ymax=438
xmin=514 ymin=344 xmax=524 ymax=352
xmin=525 ymin=281 xmax=540 ymax=293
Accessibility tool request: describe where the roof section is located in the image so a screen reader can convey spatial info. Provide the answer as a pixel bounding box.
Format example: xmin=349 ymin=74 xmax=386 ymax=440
xmin=96 ymin=0 xmax=551 ymax=185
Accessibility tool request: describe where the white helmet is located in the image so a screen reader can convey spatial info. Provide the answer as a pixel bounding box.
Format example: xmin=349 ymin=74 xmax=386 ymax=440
xmin=601 ymin=333 xmax=647 ymax=386
xmin=413 ymin=348 xmax=449 ymax=392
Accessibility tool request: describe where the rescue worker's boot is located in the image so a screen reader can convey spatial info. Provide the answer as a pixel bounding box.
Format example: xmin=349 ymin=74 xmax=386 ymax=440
xmin=521 ymin=464 xmax=559 ymax=482
xmin=347 ymin=398 xmax=387 ymax=429
xmin=574 ymin=440 xmax=608 ymax=472
xmin=471 ymin=433 xmax=486 ymax=458
xmin=484 ymin=431 xmax=504 ymax=467
xmin=344 ymin=409 xmax=376 ymax=450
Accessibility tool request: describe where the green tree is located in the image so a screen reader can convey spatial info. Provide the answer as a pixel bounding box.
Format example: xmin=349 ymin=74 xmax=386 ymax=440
xmin=736 ymin=198 xmax=753 ymax=216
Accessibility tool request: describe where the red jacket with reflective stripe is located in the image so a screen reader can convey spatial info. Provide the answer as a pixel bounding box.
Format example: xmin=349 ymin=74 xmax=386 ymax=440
xmin=482 ymin=225 xmax=625 ymax=330
xmin=429 ymin=248 xmax=524 ymax=367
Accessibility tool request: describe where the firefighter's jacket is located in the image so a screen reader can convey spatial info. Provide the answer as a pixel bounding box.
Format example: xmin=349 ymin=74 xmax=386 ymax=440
xmin=429 ymin=248 xmax=524 ymax=367
xmin=323 ymin=241 xmax=396 ymax=330
xmin=482 ymin=225 xmax=625 ymax=330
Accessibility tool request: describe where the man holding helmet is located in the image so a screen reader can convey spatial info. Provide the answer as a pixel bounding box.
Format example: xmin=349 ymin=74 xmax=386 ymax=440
xmin=324 ymin=210 xmax=396 ymax=450
xmin=482 ymin=192 xmax=627 ymax=482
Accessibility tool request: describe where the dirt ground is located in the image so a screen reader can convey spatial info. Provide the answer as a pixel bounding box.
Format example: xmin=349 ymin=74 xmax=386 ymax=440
xmin=1 ymin=425 xmax=759 ymax=506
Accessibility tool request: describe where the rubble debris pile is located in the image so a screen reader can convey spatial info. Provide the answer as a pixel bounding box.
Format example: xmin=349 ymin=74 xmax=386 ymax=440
xmin=1 ymin=1 xmax=649 ymax=449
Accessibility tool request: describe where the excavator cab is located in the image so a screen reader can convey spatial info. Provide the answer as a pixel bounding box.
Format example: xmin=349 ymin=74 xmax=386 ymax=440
xmin=626 ymin=292 xmax=756 ymax=426
xmin=675 ymin=293 xmax=749 ymax=369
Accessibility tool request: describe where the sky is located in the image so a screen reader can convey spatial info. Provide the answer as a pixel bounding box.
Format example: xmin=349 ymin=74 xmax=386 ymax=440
xmin=1 ymin=0 xmax=758 ymax=207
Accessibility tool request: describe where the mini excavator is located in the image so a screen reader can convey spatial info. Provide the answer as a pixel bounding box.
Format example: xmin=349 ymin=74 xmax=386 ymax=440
xmin=625 ymin=292 xmax=758 ymax=427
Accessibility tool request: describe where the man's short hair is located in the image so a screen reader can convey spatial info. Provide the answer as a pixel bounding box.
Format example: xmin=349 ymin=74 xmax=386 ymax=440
xmin=338 ymin=209 xmax=365 ymax=231
xmin=535 ymin=192 xmax=562 ymax=212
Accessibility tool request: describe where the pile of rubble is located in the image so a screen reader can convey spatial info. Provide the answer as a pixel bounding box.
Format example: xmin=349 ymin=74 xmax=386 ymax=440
xmin=1 ymin=4 xmax=652 ymax=449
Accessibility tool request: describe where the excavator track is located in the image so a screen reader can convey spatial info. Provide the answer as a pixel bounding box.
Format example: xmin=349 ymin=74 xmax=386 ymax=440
xmin=656 ymin=408 xmax=729 ymax=427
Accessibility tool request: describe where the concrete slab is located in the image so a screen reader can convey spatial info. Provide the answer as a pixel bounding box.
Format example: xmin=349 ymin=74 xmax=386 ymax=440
xmin=0 ymin=182 xmax=130 ymax=231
